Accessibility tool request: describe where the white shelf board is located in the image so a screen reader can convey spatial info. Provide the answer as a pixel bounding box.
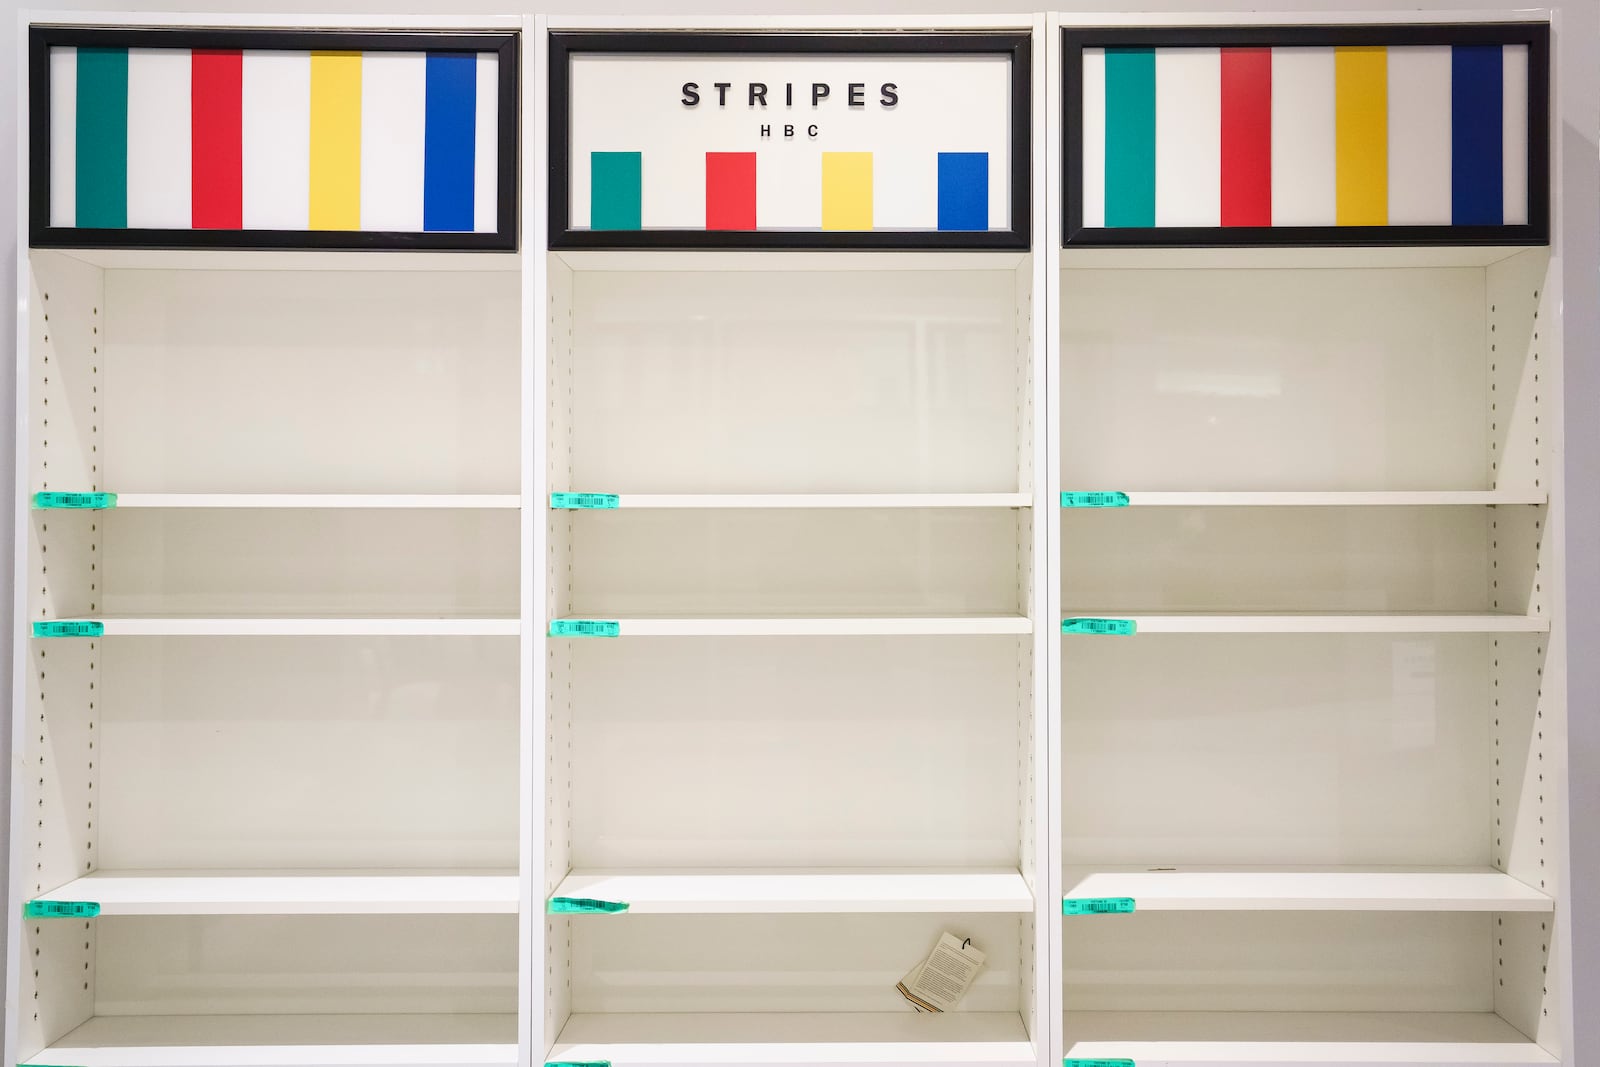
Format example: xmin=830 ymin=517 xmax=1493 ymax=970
xmin=585 ymin=493 xmax=1031 ymax=509
xmin=84 ymin=616 xmax=520 ymax=637
xmin=1061 ymin=245 xmax=1538 ymax=270
xmin=555 ymin=614 xmax=1032 ymax=637
xmin=32 ymin=870 xmax=519 ymax=915
xmin=38 ymin=1013 xmax=518 ymax=1067
xmin=556 ymin=249 xmax=1027 ymax=273
xmin=1104 ymin=490 xmax=1547 ymax=507
xmin=1061 ymin=1011 xmax=1557 ymax=1065
xmin=553 ymin=867 xmax=1033 ymax=914
xmin=1062 ymin=613 xmax=1549 ymax=635
xmin=106 ymin=494 xmax=520 ymax=509
xmin=552 ymin=1011 xmax=1035 ymax=1066
xmin=1062 ymin=867 xmax=1553 ymax=912
xmin=52 ymin=248 xmax=521 ymax=273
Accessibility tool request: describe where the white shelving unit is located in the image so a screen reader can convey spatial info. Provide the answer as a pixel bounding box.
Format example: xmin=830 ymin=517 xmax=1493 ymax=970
xmin=533 ymin=16 xmax=1050 ymax=1067
xmin=1047 ymin=11 xmax=1569 ymax=1067
xmin=6 ymin=15 xmax=527 ymax=1067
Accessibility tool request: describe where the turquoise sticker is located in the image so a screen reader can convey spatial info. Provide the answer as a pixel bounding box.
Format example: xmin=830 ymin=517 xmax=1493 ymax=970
xmin=1061 ymin=491 xmax=1129 ymax=508
xmin=32 ymin=620 xmax=104 ymax=638
xmin=1061 ymin=618 xmax=1136 ymax=636
xmin=547 ymin=1062 xmax=612 ymax=1067
xmin=552 ymin=493 xmax=619 ymax=510
xmin=548 ymin=897 xmax=629 ymax=914
xmin=24 ymin=900 xmax=100 ymax=919
xmin=1065 ymin=1060 xmax=1135 ymax=1067
xmin=1063 ymin=897 xmax=1136 ymax=915
xmin=550 ymin=620 xmax=620 ymax=638
xmin=33 ymin=491 xmax=116 ymax=510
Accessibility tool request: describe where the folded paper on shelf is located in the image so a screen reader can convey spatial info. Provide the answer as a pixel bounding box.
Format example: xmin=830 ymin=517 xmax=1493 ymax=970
xmin=896 ymin=931 xmax=985 ymax=1012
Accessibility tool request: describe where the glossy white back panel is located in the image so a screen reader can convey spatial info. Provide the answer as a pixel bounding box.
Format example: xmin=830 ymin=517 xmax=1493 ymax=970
xmin=98 ymin=637 xmax=518 ymax=869
xmin=1061 ymin=634 xmax=1492 ymax=866
xmin=102 ymin=269 xmax=520 ymax=493
xmin=1060 ymin=267 xmax=1487 ymax=491
xmin=567 ymin=269 xmax=1024 ymax=493
xmin=94 ymin=914 xmax=517 ymax=1015
xmin=569 ymin=636 xmax=1023 ymax=868
xmin=571 ymin=912 xmax=1025 ymax=1014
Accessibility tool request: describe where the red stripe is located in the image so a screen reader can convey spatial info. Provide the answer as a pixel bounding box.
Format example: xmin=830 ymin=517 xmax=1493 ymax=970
xmin=705 ymin=152 xmax=756 ymax=230
xmin=191 ymin=50 xmax=243 ymax=229
xmin=1220 ymin=48 xmax=1271 ymax=227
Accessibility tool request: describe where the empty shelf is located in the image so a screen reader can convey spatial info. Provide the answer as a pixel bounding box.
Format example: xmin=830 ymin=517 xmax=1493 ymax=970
xmin=1062 ymin=613 xmax=1548 ymax=634
xmin=107 ymin=494 xmax=520 ymax=509
xmin=36 ymin=1013 xmax=517 ymax=1067
xmin=552 ymin=1011 xmax=1035 ymax=1066
xmin=1087 ymin=490 xmax=1547 ymax=507
xmin=551 ymin=614 xmax=1032 ymax=637
xmin=551 ymin=868 xmax=1033 ymax=914
xmin=560 ymin=492 xmax=1031 ymax=509
xmin=1062 ymin=1011 xmax=1557 ymax=1065
xmin=32 ymin=871 xmax=520 ymax=915
xmin=1062 ymin=867 xmax=1553 ymax=912
xmin=74 ymin=616 xmax=519 ymax=637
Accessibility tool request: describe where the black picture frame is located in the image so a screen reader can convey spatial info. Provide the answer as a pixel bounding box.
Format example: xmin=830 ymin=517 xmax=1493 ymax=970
xmin=1061 ymin=22 xmax=1550 ymax=248
xmin=28 ymin=25 xmax=520 ymax=251
xmin=548 ymin=30 xmax=1032 ymax=251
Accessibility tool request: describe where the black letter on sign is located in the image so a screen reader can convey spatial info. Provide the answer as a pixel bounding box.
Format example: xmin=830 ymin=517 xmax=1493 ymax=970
xmin=682 ymin=82 xmax=700 ymax=106
xmin=784 ymin=124 xmax=795 ymax=138
xmin=808 ymin=124 xmax=819 ymax=137
xmin=714 ymin=82 xmax=732 ymax=106
xmin=786 ymin=82 xmax=794 ymax=106
xmin=812 ymin=83 xmax=829 ymax=105
xmin=880 ymin=82 xmax=899 ymax=106
xmin=760 ymin=124 xmax=771 ymax=137
xmin=750 ymin=82 xmax=768 ymax=106
xmin=848 ymin=83 xmax=865 ymax=107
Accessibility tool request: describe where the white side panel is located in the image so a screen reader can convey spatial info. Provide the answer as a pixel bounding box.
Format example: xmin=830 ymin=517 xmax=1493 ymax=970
xmin=1270 ymin=47 xmax=1337 ymax=227
xmin=1154 ymin=48 xmax=1220 ymax=228
xmin=240 ymin=50 xmax=311 ymax=231
xmin=359 ymin=52 xmax=427 ymax=233
xmin=49 ymin=47 xmax=76 ymax=228
xmin=1386 ymin=46 xmax=1453 ymax=226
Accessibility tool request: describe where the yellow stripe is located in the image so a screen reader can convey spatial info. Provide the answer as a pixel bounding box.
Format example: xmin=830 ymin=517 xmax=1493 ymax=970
xmin=309 ymin=51 xmax=362 ymax=230
xmin=822 ymin=152 xmax=872 ymax=231
xmin=1334 ymin=46 xmax=1387 ymax=226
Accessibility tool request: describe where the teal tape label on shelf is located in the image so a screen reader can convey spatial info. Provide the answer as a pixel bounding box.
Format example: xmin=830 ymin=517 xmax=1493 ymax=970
xmin=546 ymin=1062 xmax=612 ymax=1067
xmin=549 ymin=620 xmax=620 ymax=638
xmin=1061 ymin=491 xmax=1129 ymax=508
xmin=548 ymin=897 xmax=629 ymax=914
xmin=552 ymin=493 xmax=619 ymax=510
xmin=33 ymin=491 xmax=116 ymax=510
xmin=1063 ymin=897 xmax=1136 ymax=915
xmin=1061 ymin=618 xmax=1136 ymax=636
xmin=24 ymin=900 xmax=100 ymax=919
xmin=1065 ymin=1060 xmax=1135 ymax=1067
xmin=32 ymin=620 xmax=103 ymax=638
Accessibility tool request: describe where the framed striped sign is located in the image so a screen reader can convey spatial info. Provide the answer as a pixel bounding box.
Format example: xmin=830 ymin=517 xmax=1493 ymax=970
xmin=549 ymin=32 xmax=1031 ymax=250
xmin=1063 ymin=23 xmax=1549 ymax=247
xmin=28 ymin=26 xmax=518 ymax=251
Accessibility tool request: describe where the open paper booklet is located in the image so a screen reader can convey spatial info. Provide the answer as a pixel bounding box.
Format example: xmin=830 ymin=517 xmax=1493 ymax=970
xmin=896 ymin=931 xmax=986 ymax=1012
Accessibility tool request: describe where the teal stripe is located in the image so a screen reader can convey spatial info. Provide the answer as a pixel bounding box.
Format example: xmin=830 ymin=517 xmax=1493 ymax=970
xmin=76 ymin=47 xmax=128 ymax=228
xmin=1104 ymin=48 xmax=1155 ymax=228
xmin=590 ymin=152 xmax=642 ymax=231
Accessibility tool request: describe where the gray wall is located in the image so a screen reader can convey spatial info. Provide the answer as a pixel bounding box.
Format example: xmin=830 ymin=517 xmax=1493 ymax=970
xmin=2 ymin=0 xmax=1595 ymax=1059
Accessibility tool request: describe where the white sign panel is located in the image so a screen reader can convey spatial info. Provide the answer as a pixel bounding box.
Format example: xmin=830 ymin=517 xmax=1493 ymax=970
xmin=551 ymin=33 xmax=1030 ymax=249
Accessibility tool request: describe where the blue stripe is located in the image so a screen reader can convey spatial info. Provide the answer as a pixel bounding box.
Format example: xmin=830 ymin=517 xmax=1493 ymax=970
xmin=423 ymin=53 xmax=476 ymax=232
xmin=1452 ymin=45 xmax=1503 ymax=226
xmin=937 ymin=152 xmax=988 ymax=231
